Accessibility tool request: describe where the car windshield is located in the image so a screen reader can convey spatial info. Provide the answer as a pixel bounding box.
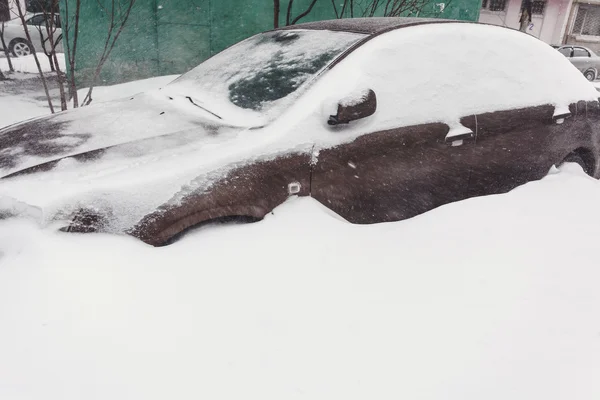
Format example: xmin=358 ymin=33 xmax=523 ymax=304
xmin=164 ymin=29 xmax=366 ymax=126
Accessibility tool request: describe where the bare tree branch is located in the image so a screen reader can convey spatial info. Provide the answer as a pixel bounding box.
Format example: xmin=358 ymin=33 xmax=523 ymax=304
xmin=0 ymin=3 xmax=14 ymax=72
xmin=38 ymin=0 xmax=68 ymax=110
xmin=330 ymin=0 xmax=339 ymax=18
xmin=286 ymin=0 xmax=294 ymax=26
xmin=340 ymin=0 xmax=434 ymax=17
xmin=291 ymin=0 xmax=319 ymax=25
xmin=14 ymin=0 xmax=55 ymax=113
xmin=82 ymin=0 xmax=137 ymax=106
xmin=63 ymin=0 xmax=82 ymax=107
xmin=285 ymin=0 xmax=320 ymax=26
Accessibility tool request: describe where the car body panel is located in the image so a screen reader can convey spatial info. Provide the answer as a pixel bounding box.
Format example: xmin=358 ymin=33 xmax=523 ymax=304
xmin=468 ymin=103 xmax=600 ymax=197
xmin=131 ymin=153 xmax=312 ymax=246
xmin=311 ymin=104 xmax=600 ymax=224
xmin=312 ymin=122 xmax=474 ymax=223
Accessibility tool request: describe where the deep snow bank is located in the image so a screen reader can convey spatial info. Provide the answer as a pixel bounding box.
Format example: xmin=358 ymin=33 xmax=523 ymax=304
xmin=0 ymin=164 xmax=598 ymax=400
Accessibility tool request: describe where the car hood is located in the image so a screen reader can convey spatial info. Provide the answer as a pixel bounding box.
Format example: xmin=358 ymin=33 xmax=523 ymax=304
xmin=0 ymin=91 xmax=246 ymax=178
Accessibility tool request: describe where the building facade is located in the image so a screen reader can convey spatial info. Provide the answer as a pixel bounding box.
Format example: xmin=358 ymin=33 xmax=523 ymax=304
xmin=0 ymin=0 xmax=26 ymax=21
xmin=59 ymin=0 xmax=482 ymax=86
xmin=478 ymin=0 xmax=573 ymax=44
xmin=563 ymin=0 xmax=600 ymax=53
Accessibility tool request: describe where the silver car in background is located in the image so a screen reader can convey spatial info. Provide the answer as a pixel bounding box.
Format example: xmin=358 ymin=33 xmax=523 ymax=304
xmin=556 ymin=45 xmax=600 ymax=81
xmin=0 ymin=13 xmax=63 ymax=57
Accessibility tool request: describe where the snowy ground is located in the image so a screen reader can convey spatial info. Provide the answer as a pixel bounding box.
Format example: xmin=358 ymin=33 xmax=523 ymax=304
xmin=0 ymin=73 xmax=599 ymax=400
xmin=0 ymin=52 xmax=66 ymax=74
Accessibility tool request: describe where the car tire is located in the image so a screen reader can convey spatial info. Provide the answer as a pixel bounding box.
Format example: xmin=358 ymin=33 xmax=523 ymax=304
xmin=9 ymin=38 xmax=33 ymax=57
xmin=559 ymin=152 xmax=593 ymax=175
xmin=584 ymin=69 xmax=596 ymax=81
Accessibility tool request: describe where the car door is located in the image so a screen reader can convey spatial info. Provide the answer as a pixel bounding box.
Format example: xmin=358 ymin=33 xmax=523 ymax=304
xmin=308 ymin=23 xmax=600 ymax=224
xmin=571 ymin=47 xmax=593 ymax=72
xmin=467 ymin=101 xmax=598 ymax=198
xmin=312 ymin=117 xmax=476 ymax=224
xmin=467 ymin=105 xmax=556 ymax=197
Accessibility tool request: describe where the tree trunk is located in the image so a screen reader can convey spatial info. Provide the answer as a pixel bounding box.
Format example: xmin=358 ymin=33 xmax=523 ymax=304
xmin=273 ymin=0 xmax=280 ymax=28
xmin=53 ymin=54 xmax=68 ymax=111
xmin=65 ymin=0 xmax=82 ymax=108
xmin=47 ymin=53 xmax=56 ymax=72
xmin=0 ymin=22 xmax=14 ymax=72
xmin=14 ymin=0 xmax=55 ymax=113
xmin=82 ymin=0 xmax=138 ymax=106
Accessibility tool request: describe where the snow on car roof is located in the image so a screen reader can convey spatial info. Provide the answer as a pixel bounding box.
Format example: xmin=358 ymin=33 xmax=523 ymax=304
xmin=276 ymin=17 xmax=446 ymax=35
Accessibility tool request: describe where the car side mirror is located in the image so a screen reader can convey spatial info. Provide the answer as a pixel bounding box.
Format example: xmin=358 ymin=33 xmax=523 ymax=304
xmin=328 ymin=89 xmax=377 ymax=126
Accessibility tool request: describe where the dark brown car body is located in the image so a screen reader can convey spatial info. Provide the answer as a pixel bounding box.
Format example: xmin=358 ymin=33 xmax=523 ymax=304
xmin=134 ymin=102 xmax=600 ymax=246
xmin=3 ymin=18 xmax=600 ymax=246
xmin=132 ymin=21 xmax=600 ymax=245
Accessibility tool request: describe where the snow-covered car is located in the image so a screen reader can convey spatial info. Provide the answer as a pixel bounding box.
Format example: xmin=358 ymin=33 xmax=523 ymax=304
xmin=556 ymin=45 xmax=600 ymax=81
xmin=1 ymin=18 xmax=599 ymax=246
xmin=0 ymin=13 xmax=63 ymax=57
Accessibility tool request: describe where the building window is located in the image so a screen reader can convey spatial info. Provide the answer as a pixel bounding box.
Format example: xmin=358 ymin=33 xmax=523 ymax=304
xmin=531 ymin=0 xmax=546 ymax=15
xmin=515 ymin=0 xmax=546 ymax=15
xmin=0 ymin=0 xmax=9 ymax=22
xmin=482 ymin=0 xmax=507 ymax=12
xmin=573 ymin=4 xmax=600 ymax=36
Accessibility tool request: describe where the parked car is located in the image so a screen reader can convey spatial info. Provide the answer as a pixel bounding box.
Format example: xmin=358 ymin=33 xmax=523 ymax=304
xmin=555 ymin=45 xmax=600 ymax=81
xmin=0 ymin=12 xmax=63 ymax=57
xmin=1 ymin=18 xmax=599 ymax=246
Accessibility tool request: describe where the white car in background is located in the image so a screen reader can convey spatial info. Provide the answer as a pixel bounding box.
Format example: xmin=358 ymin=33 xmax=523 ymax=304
xmin=555 ymin=44 xmax=600 ymax=81
xmin=1 ymin=12 xmax=63 ymax=57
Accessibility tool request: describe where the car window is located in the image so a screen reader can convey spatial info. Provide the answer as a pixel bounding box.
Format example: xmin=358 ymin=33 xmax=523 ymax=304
xmin=26 ymin=15 xmax=46 ymax=26
xmin=165 ymin=30 xmax=366 ymax=126
xmin=559 ymin=47 xmax=572 ymax=57
xmin=25 ymin=14 xmax=60 ymax=28
xmin=573 ymin=47 xmax=590 ymax=57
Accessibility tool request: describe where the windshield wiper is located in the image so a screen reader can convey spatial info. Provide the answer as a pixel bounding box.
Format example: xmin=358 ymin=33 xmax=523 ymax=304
xmin=185 ymin=96 xmax=223 ymax=120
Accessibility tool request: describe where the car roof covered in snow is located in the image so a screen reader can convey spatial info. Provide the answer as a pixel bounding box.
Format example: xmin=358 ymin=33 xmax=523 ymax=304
xmin=276 ymin=17 xmax=448 ymax=35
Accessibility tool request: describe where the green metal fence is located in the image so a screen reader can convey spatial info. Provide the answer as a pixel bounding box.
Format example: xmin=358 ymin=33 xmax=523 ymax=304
xmin=59 ymin=0 xmax=481 ymax=86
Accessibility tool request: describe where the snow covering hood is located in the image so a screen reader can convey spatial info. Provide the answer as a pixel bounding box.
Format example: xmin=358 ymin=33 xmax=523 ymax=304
xmin=0 ymin=27 xmax=366 ymax=232
xmin=0 ymin=91 xmax=248 ymax=179
xmin=0 ymin=91 xmax=282 ymax=232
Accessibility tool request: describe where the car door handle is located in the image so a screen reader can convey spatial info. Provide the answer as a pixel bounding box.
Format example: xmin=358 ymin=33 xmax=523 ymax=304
xmin=553 ymin=105 xmax=571 ymax=124
xmin=445 ymin=125 xmax=474 ymax=147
